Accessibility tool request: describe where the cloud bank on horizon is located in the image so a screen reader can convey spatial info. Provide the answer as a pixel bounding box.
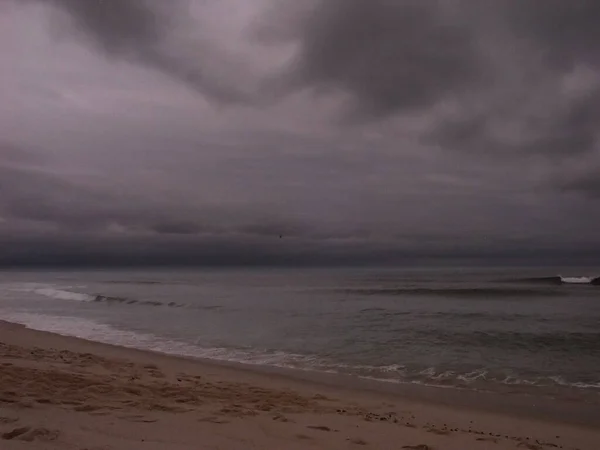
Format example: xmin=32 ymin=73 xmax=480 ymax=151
xmin=1 ymin=0 xmax=599 ymax=266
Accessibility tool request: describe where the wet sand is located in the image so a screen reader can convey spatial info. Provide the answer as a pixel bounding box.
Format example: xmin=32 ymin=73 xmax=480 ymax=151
xmin=0 ymin=320 xmax=598 ymax=450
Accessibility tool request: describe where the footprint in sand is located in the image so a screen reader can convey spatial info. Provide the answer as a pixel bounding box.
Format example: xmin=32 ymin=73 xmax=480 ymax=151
xmin=402 ymin=445 xmax=434 ymax=450
xmin=2 ymin=426 xmax=60 ymax=442
xmin=517 ymin=443 xmax=543 ymax=450
xmin=198 ymin=416 xmax=230 ymax=424
xmin=2 ymin=426 xmax=30 ymax=440
xmin=476 ymin=436 xmax=499 ymax=443
xmin=118 ymin=414 xmax=158 ymax=423
xmin=19 ymin=427 xmax=61 ymax=442
xmin=0 ymin=416 xmax=19 ymax=424
xmin=347 ymin=437 xmax=368 ymax=445
xmin=272 ymin=414 xmax=293 ymax=423
xmin=426 ymin=427 xmax=451 ymax=436
xmin=295 ymin=434 xmax=313 ymax=440
xmin=73 ymin=404 xmax=103 ymax=412
xmin=307 ymin=425 xmax=334 ymax=432
xmin=88 ymin=411 xmax=111 ymax=416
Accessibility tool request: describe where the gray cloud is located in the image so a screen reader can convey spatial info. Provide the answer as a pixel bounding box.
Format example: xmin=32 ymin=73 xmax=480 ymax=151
xmin=2 ymin=0 xmax=600 ymax=267
xmin=20 ymin=0 xmax=255 ymax=103
xmin=553 ymin=162 xmax=600 ymax=199
xmin=0 ymin=141 xmax=49 ymax=165
xmin=506 ymin=0 xmax=600 ymax=69
xmin=561 ymin=175 xmax=600 ymax=199
xmin=431 ymin=83 xmax=600 ymax=157
xmin=281 ymin=0 xmax=600 ymax=164
xmin=276 ymin=0 xmax=485 ymax=120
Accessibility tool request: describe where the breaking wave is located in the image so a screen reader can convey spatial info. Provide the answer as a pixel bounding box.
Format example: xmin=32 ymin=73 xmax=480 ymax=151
xmin=560 ymin=276 xmax=595 ymax=284
xmin=341 ymin=287 xmax=564 ymax=297
xmin=33 ymin=287 xmax=95 ymax=302
xmin=26 ymin=286 xmax=192 ymax=309
xmin=510 ymin=276 xmax=600 ymax=285
xmin=1 ymin=283 xmax=231 ymax=312
xmin=2 ymin=311 xmax=599 ymax=395
xmin=92 ymin=295 xmax=185 ymax=308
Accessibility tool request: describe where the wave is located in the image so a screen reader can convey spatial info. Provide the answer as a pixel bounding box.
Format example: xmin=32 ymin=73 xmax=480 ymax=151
xmin=358 ymin=310 xmax=537 ymax=321
xmin=33 ymin=288 xmax=95 ymax=302
xmin=27 ymin=285 xmax=227 ymax=311
xmin=92 ymin=295 xmax=183 ymax=308
xmin=507 ymin=276 xmax=564 ymax=284
xmin=2 ymin=310 xmax=599 ymax=400
xmin=105 ymin=280 xmax=166 ymax=285
xmin=509 ymin=276 xmax=600 ymax=285
xmin=342 ymin=287 xmax=563 ymax=298
xmin=3 ymin=311 xmax=599 ymax=395
xmin=30 ymin=286 xmax=187 ymax=308
xmin=561 ymin=276 xmax=594 ymax=284
xmin=412 ymin=330 xmax=600 ymax=353
xmin=89 ymin=294 xmax=225 ymax=310
xmin=362 ymin=368 xmax=600 ymax=391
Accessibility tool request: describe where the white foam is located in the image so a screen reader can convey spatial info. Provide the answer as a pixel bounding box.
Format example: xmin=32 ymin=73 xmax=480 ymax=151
xmin=357 ymin=374 xmax=463 ymax=390
xmin=33 ymin=288 xmax=94 ymax=302
xmin=0 ymin=310 xmax=327 ymax=371
xmin=2 ymin=283 xmax=95 ymax=302
xmin=2 ymin=310 xmax=598 ymax=393
xmin=560 ymin=276 xmax=591 ymax=284
xmin=457 ymin=369 xmax=488 ymax=382
xmin=0 ymin=310 xmax=231 ymax=359
xmin=548 ymin=376 xmax=600 ymax=390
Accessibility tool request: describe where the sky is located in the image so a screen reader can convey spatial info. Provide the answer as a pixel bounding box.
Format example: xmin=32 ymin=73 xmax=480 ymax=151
xmin=1 ymin=0 xmax=600 ymax=267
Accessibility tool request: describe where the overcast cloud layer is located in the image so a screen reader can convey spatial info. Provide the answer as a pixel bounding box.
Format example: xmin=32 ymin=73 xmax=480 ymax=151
xmin=1 ymin=0 xmax=600 ymax=266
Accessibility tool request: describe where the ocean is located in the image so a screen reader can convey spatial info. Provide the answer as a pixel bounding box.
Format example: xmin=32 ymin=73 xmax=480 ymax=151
xmin=1 ymin=266 xmax=599 ymax=405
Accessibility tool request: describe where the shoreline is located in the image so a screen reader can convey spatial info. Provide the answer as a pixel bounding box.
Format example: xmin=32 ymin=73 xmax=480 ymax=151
xmin=1 ymin=319 xmax=599 ymax=429
xmin=1 ymin=320 xmax=600 ymax=449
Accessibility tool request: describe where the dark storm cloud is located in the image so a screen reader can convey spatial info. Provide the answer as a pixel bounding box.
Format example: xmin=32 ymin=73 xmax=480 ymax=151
xmin=0 ymin=149 xmax=330 ymax=240
xmin=277 ymin=0 xmax=484 ymax=120
xmin=561 ymin=174 xmax=600 ymax=199
xmin=0 ymin=162 xmax=128 ymax=230
xmin=554 ymin=164 xmax=600 ymax=199
xmin=506 ymin=0 xmax=600 ymax=69
xmin=0 ymin=161 xmax=368 ymax=243
xmin=0 ymin=142 xmax=49 ymax=165
xmin=3 ymin=0 xmax=600 ymax=267
xmin=0 ymin=161 xmax=255 ymax=237
xmin=431 ymin=85 xmax=600 ymax=156
xmin=20 ymin=0 xmax=252 ymax=103
xmin=283 ymin=0 xmax=600 ymax=162
xmin=2 ymin=230 xmax=599 ymax=268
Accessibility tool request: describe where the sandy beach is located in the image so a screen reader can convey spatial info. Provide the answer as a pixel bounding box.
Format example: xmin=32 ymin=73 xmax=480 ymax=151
xmin=0 ymin=320 xmax=598 ymax=450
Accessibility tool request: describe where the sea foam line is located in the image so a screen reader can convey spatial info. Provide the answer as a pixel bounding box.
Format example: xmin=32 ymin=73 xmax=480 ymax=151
xmin=1 ymin=310 xmax=598 ymax=392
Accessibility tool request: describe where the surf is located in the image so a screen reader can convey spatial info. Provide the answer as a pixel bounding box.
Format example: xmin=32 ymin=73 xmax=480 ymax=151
xmin=559 ymin=276 xmax=600 ymax=285
xmin=510 ymin=276 xmax=600 ymax=285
